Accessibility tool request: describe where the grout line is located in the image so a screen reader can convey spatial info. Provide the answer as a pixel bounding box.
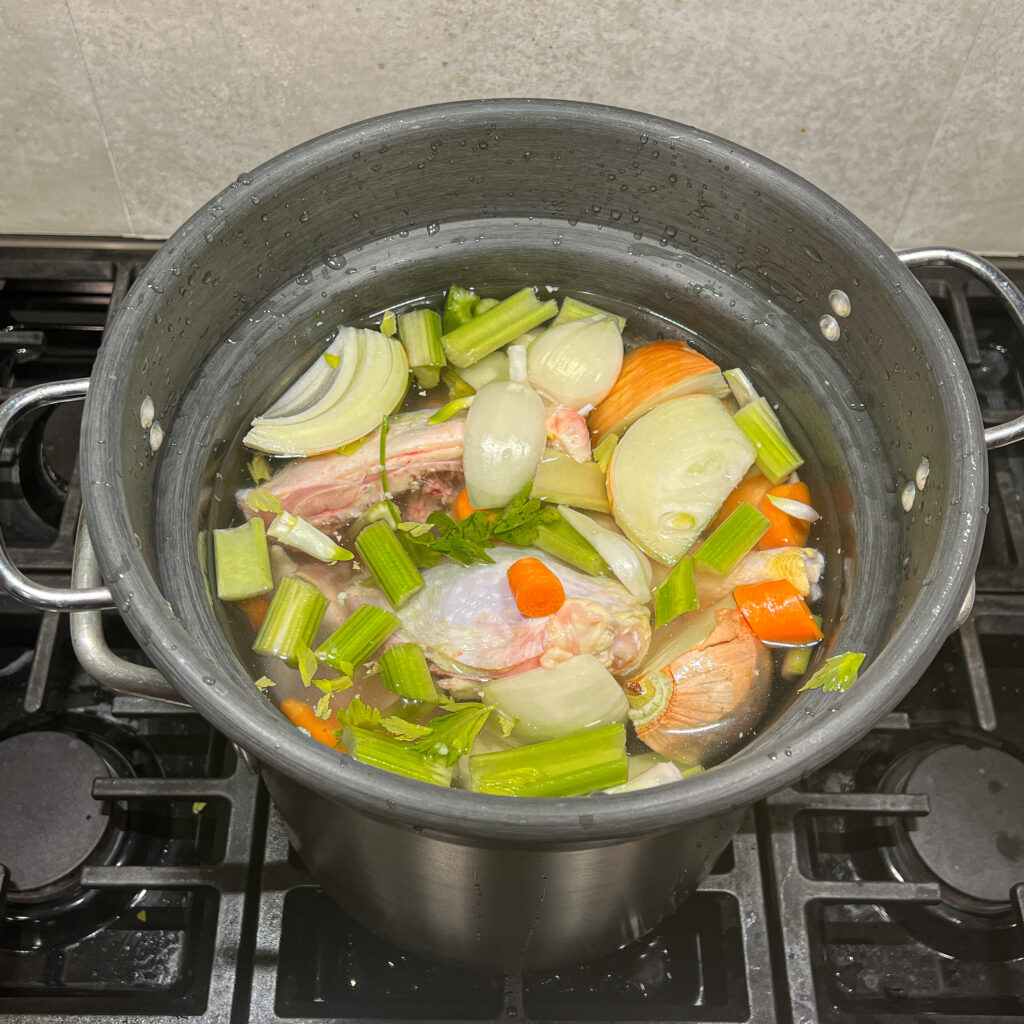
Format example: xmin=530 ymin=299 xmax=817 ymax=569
xmin=893 ymin=0 xmax=994 ymax=245
xmin=62 ymin=0 xmax=137 ymax=236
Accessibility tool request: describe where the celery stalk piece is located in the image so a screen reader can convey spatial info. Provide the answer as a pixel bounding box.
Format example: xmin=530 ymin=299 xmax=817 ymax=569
xmin=355 ymin=520 xmax=425 ymax=608
xmin=781 ymin=644 xmax=813 ymax=678
xmin=652 ymin=556 xmax=699 ymax=628
xmin=252 ymin=577 xmax=328 ymax=666
xmin=398 ymin=308 xmax=445 ymax=391
xmin=267 ymin=511 xmax=353 ymax=564
xmin=592 ymin=433 xmax=618 ymax=473
xmin=692 ymin=502 xmax=770 ymax=576
xmin=442 ymin=285 xmax=479 ymax=332
xmin=604 ymin=760 xmax=684 ymax=793
xmin=343 ymin=725 xmax=453 ymax=787
xmin=733 ymin=396 xmax=805 ymax=484
xmin=475 ymin=297 xmax=500 ymax=315
xmin=550 ymin=295 xmax=627 ymax=332
xmin=533 ymin=517 xmax=609 ymax=577
xmin=379 ymin=643 xmax=440 ymax=702
xmin=316 ymin=604 xmax=400 ymax=672
xmin=214 ymin=518 xmax=273 ymax=601
xmin=723 ymin=367 xmax=760 ymax=408
xmin=532 ymin=448 xmax=611 ymax=512
xmin=412 ymin=704 xmax=493 ymax=765
xmin=468 ymin=723 xmax=628 ymax=796
xmin=441 ymin=287 xmax=558 ymax=368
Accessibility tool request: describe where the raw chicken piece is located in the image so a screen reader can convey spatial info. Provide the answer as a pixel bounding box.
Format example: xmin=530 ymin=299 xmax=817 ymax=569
xmin=238 ymin=409 xmax=464 ymax=532
xmin=545 ymin=405 xmax=592 ymax=462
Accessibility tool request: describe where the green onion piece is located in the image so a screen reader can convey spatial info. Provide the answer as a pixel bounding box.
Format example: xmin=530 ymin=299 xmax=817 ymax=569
xmin=379 ymin=643 xmax=440 ymax=702
xmin=781 ymin=645 xmax=813 ymax=678
xmin=652 ymin=556 xmax=698 ymax=628
xmin=355 ymin=520 xmax=425 ymax=608
xmin=551 ymin=295 xmax=627 ymax=332
xmin=799 ymin=652 xmax=865 ymax=693
xmin=532 ymin=448 xmax=610 ymax=512
xmin=245 ymin=486 xmax=282 ymax=514
xmin=267 ymin=511 xmax=353 ymax=564
xmin=592 ymin=433 xmax=618 ymax=473
xmin=427 ymin=396 xmax=473 ymax=425
xmin=398 ymin=308 xmax=445 ymax=390
xmin=475 ymin=297 xmax=500 ymax=315
xmin=692 ymin=502 xmax=770 ymax=576
xmin=380 ymin=309 xmax=397 ymax=337
xmin=469 ymin=723 xmax=627 ymax=796
xmin=442 ymin=284 xmax=479 ymax=332
xmin=733 ymin=397 xmax=805 ymax=485
xmin=533 ymin=517 xmax=609 ymax=577
xmin=343 ymin=725 xmax=453 ymax=787
xmin=316 ymin=604 xmax=400 ymax=672
xmin=723 ymin=367 xmax=760 ymax=408
xmin=441 ymin=287 xmax=558 ymax=369
xmin=441 ymin=366 xmax=476 ymax=399
xmin=412 ymin=704 xmax=493 ymax=766
xmin=252 ymin=577 xmax=328 ymax=666
xmin=214 ymin=518 xmax=273 ymax=601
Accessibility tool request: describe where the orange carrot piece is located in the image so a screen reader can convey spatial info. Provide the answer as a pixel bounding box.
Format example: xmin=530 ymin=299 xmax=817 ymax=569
xmin=590 ymin=340 xmax=722 ymax=439
xmin=453 ymin=488 xmax=476 ymax=522
xmin=507 ymin=557 xmax=566 ymax=618
xmin=238 ymin=594 xmax=271 ymax=632
xmin=733 ymin=579 xmax=823 ymax=645
xmin=280 ymin=697 xmax=344 ymax=750
xmin=711 ymin=473 xmax=773 ymax=532
xmin=758 ymin=482 xmax=813 ymax=549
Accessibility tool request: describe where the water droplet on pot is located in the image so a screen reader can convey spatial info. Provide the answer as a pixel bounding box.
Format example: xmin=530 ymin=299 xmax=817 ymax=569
xmin=829 ymin=288 xmax=852 ymax=317
xmin=140 ymin=396 xmax=155 ymax=429
xmin=299 ymin=211 xmax=310 ymax=223
xmin=427 ymin=222 xmax=439 ymax=235
xmin=916 ymin=457 xmax=930 ymax=491
xmin=901 ymin=481 xmax=916 ymax=511
xmin=149 ymin=421 xmax=164 ymax=451
xmin=819 ymin=314 xmax=840 ymax=342
xmin=325 ymin=254 xmax=346 ymax=270
xmin=236 ymin=172 xmax=253 ymax=186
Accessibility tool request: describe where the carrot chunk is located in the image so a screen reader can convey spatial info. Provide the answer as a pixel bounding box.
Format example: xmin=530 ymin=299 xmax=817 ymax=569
xmin=711 ymin=473 xmax=773 ymax=532
xmin=238 ymin=594 xmax=271 ymax=632
xmin=733 ymin=579 xmax=823 ymax=645
xmin=453 ymin=488 xmax=476 ymax=522
xmin=758 ymin=482 xmax=812 ymax=549
xmin=507 ymin=557 xmax=566 ymax=618
xmin=280 ymin=697 xmax=344 ymax=750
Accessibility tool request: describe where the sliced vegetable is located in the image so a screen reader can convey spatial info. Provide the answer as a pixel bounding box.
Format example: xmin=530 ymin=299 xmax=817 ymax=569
xmin=462 ymin=346 xmax=547 ymax=508
xmin=506 ymin=556 xmax=566 ymax=618
xmin=781 ymin=643 xmax=814 ymax=679
xmin=483 ymin=654 xmax=628 ymax=742
xmin=252 ymin=577 xmax=328 ymax=666
xmin=592 ymin=433 xmax=618 ymax=473
xmin=411 ymin=703 xmax=494 ymax=765
xmin=239 ymin=594 xmax=271 ymax=632
xmin=723 ymin=366 xmax=760 ymax=408
xmin=380 ymin=310 xmax=398 ymax=338
xmin=695 ymin=546 xmax=825 ymax=606
xmin=590 ymin=340 xmax=729 ymax=440
xmin=267 ymin=511 xmax=353 ymax=564
xmin=652 ymin=556 xmax=698 ymax=629
xmin=355 ymin=520 xmax=425 ymax=608
xmin=733 ymin=579 xmax=824 ymax=645
xmin=558 ymin=505 xmax=652 ymax=603
xmin=452 ymin=488 xmax=478 ymax=523
xmin=710 ymin=473 xmax=773 ymax=532
xmin=533 ymin=515 xmax=609 ymax=576
xmin=475 ymin=296 xmax=500 ymax=315
xmin=799 ymin=652 xmax=865 ymax=693
xmin=259 ymin=329 xmax=357 ymax=422
xmin=397 ymin=308 xmax=445 ymax=389
xmin=378 ymin=643 xmax=440 ymax=702
xmin=214 ymin=518 xmax=273 ymax=601
xmin=441 ymin=365 xmax=475 ymax=399
xmin=281 ymin=696 xmax=343 ymax=749
xmin=459 ymin=349 xmax=509 ymax=391
xmin=693 ymin=502 xmax=770 ymax=576
xmin=604 ymin=761 xmax=684 ymax=793
xmin=427 ymin=396 xmax=473 ymax=425
xmin=441 ymin=287 xmax=558 ymax=368
xmin=607 ymin=395 xmax=756 ymax=564
xmin=532 ymin=448 xmax=610 ymax=512
xmin=733 ymin=396 xmax=804 ymax=485
xmin=316 ymin=604 xmax=400 ymax=671
xmin=343 ymin=725 xmax=453 ymax=786
xmin=526 ymin=315 xmax=624 ymax=407
xmin=442 ymin=284 xmax=479 ymax=332
xmin=245 ymin=487 xmax=283 ymax=515
xmin=469 ymin=723 xmax=628 ymax=796
xmin=759 ymin=482 xmax=814 ymax=548
xmin=551 ymin=295 xmax=627 ymax=332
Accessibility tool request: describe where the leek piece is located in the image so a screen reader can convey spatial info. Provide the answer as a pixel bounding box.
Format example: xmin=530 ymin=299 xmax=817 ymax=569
xmin=427 ymin=396 xmax=473 ymax=425
xmin=355 ymin=520 xmax=425 ymax=608
xmin=532 ymin=448 xmax=610 ymax=512
xmin=379 ymin=643 xmax=440 ymax=702
xmin=398 ymin=309 xmax=445 ymax=390
xmin=652 ymin=556 xmax=698 ymax=628
xmin=442 ymin=285 xmax=479 ymax=332
xmin=441 ymin=287 xmax=558 ymax=368
xmin=592 ymin=433 xmax=618 ymax=473
xmin=733 ymin=397 xmax=805 ymax=485
xmin=380 ymin=309 xmax=398 ymax=337
xmin=316 ymin=604 xmax=400 ymax=671
xmin=724 ymin=367 xmax=760 ymax=408
xmin=214 ymin=518 xmax=273 ymax=601
xmin=551 ymin=296 xmax=627 ymax=332
xmin=343 ymin=725 xmax=453 ymax=787
xmin=475 ymin=297 xmax=500 ymax=315
xmin=799 ymin=652 xmax=865 ymax=693
xmin=533 ymin=516 xmax=609 ymax=577
xmin=469 ymin=723 xmax=627 ymax=797
xmin=267 ymin=511 xmax=353 ymax=564
xmin=441 ymin=366 xmax=476 ymax=400
xmin=252 ymin=577 xmax=328 ymax=666
xmin=692 ymin=502 xmax=770 ymax=576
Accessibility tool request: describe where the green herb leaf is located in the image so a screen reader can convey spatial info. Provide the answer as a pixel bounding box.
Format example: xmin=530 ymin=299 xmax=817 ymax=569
xmin=248 ymin=453 xmax=273 ymax=485
xmin=336 ymin=696 xmax=384 ymax=730
xmin=380 ymin=716 xmax=433 ymax=740
xmin=297 ymin=645 xmax=318 ymax=687
xmin=245 ymin=486 xmax=283 ymax=515
xmin=314 ymin=676 xmax=353 ymax=694
xmin=799 ymin=652 xmax=866 ymax=694
xmin=314 ymin=693 xmax=332 ymax=720
xmin=380 ymin=310 xmax=398 ymax=337
xmin=254 ymin=675 xmax=276 ymax=691
xmin=411 ymin=704 xmax=492 ymax=766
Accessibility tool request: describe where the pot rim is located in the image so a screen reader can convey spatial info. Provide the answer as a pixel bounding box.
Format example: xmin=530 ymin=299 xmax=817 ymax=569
xmin=80 ymin=98 xmax=986 ymax=843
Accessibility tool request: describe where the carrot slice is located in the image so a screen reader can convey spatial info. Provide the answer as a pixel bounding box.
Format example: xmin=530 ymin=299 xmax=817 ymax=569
xmin=453 ymin=488 xmax=475 ymax=522
xmin=238 ymin=594 xmax=271 ymax=632
xmin=733 ymin=579 xmax=823 ymax=645
xmin=758 ymin=482 xmax=812 ymax=549
xmin=280 ymin=697 xmax=344 ymax=750
xmin=507 ymin=557 xmax=566 ymax=618
xmin=711 ymin=473 xmax=773 ymax=532
xmin=589 ymin=340 xmax=723 ymax=439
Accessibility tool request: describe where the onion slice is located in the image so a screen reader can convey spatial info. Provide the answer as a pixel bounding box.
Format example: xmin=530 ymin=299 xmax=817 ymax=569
xmin=557 ymin=505 xmax=652 ymax=603
xmin=767 ymin=494 xmax=820 ymax=522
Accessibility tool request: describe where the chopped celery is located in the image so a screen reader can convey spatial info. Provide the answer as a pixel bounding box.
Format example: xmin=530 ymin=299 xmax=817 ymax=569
xmin=398 ymin=309 xmax=445 ymax=390
xmin=733 ymin=397 xmax=805 ymax=485
xmin=604 ymin=761 xmax=684 ymax=793
xmin=267 ymin=511 xmax=353 ymax=564
xmin=652 ymin=556 xmax=698 ymax=628
xmin=343 ymin=725 xmax=453 ymax=787
xmin=379 ymin=643 xmax=440 ymax=702
xmin=592 ymin=433 xmax=618 ymax=473
xmin=459 ymin=349 xmax=509 ymax=391
xmin=781 ymin=645 xmax=813 ymax=678
xmin=551 ymin=296 xmax=627 ymax=332
xmin=692 ymin=502 xmax=770 ymax=576
xmin=214 ymin=518 xmax=273 ymax=601
xmin=532 ymin=448 xmax=610 ymax=512
xmin=245 ymin=487 xmax=282 ymax=514
xmin=248 ymin=453 xmax=273 ymax=485
xmin=252 ymin=577 xmax=328 ymax=666
xmin=469 ymin=723 xmax=628 ymax=797
xmin=441 ymin=287 xmax=558 ymax=368
xmin=355 ymin=521 xmax=425 ymax=608
xmin=442 ymin=285 xmax=479 ymax=332
xmin=316 ymin=604 xmax=400 ymax=671
xmin=441 ymin=366 xmax=476 ymax=399
xmin=427 ymin=396 xmax=473 ymax=425
xmin=533 ymin=516 xmax=609 ymax=576
xmin=475 ymin=297 xmax=500 ymax=315
xmin=380 ymin=309 xmax=398 ymax=337
xmin=799 ymin=652 xmax=865 ymax=693
xmin=724 ymin=367 xmax=760 ymax=407
xmin=412 ymin=704 xmax=493 ymax=766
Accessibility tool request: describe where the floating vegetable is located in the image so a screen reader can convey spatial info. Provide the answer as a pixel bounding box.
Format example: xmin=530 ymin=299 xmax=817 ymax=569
xmin=397 ymin=308 xmax=445 ymax=389
xmin=759 ymin=481 xmax=815 ymax=548
xmin=458 ymin=349 xmax=509 ymax=392
xmin=252 ymin=577 xmax=329 ymax=666
xmin=281 ymin=697 xmax=343 ymax=749
xmin=652 ymin=555 xmax=698 ymax=629
xmin=604 ymin=760 xmax=684 ymax=793
xmin=214 ymin=518 xmax=273 ymax=601
xmin=733 ymin=579 xmax=823 ymax=646
xmin=710 ymin=473 xmax=773 ymax=532
xmin=267 ymin=511 xmax=353 ymax=564
xmin=550 ymin=295 xmax=627 ymax=331
xmin=733 ymin=396 xmax=804 ymax=485
xmin=695 ymin=546 xmax=825 ymax=606
xmin=799 ymin=652 xmax=865 ymax=693
xmin=317 ymin=604 xmax=400 ymax=672
xmin=355 ymin=521 xmax=425 ymax=609
xmin=692 ymin=502 xmax=770 ymax=577
xmin=527 ymin=314 xmax=624 ymax=407
xmin=557 ymin=506 xmax=652 ymax=603
xmin=441 ymin=287 xmax=557 ymax=368
xmin=379 ymin=643 xmax=441 ymax=703
xmin=506 ymin=556 xmax=566 ymax=618
xmin=532 ymin=515 xmax=609 ymax=577
xmin=532 ymin=448 xmax=610 ymax=512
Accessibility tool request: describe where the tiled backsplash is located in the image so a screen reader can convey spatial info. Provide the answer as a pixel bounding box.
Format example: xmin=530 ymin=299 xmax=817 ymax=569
xmin=2 ymin=0 xmax=1022 ymax=252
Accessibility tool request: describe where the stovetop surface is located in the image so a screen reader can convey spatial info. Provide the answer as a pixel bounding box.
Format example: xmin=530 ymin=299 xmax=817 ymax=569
xmin=0 ymin=238 xmax=1021 ymax=1024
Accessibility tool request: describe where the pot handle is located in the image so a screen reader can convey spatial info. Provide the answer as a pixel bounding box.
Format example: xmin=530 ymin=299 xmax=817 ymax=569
xmin=898 ymin=247 xmax=1024 ymax=449
xmin=0 ymin=379 xmax=114 ymax=610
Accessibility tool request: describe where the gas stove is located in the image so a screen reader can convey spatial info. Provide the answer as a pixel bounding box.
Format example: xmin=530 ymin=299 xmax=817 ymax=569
xmin=0 ymin=238 xmax=1021 ymax=1023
